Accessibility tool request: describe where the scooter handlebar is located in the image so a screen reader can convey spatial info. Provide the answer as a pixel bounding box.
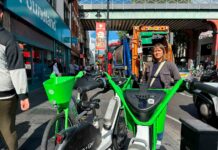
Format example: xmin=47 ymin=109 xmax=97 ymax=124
xmin=193 ymin=82 xmax=218 ymax=97
xmin=77 ymin=77 xmax=106 ymax=93
xmin=75 ymin=71 xmax=85 ymax=79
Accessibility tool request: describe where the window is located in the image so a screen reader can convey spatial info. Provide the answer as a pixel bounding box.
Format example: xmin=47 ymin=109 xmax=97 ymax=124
xmin=47 ymin=0 xmax=56 ymax=10
xmin=20 ymin=44 xmax=32 ymax=80
xmin=64 ymin=3 xmax=70 ymax=26
xmin=201 ymin=43 xmax=212 ymax=56
xmin=44 ymin=51 xmax=54 ymax=77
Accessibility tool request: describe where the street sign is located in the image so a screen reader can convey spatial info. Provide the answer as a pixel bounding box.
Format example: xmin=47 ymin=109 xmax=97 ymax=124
xmin=96 ymin=22 xmax=106 ymax=50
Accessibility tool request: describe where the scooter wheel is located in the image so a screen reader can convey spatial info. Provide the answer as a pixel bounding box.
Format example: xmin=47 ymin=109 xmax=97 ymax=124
xmin=197 ymin=101 xmax=215 ymax=123
xmin=112 ymin=110 xmax=128 ymax=150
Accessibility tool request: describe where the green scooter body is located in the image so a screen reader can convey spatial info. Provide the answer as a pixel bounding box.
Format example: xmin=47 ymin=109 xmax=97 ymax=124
xmin=105 ymin=73 xmax=183 ymax=150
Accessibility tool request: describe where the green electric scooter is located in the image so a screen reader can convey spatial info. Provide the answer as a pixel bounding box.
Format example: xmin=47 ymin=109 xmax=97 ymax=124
xmin=46 ymin=72 xmax=184 ymax=150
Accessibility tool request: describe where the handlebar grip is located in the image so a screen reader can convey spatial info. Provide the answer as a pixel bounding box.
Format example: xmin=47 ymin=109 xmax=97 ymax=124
xmin=96 ymin=78 xmax=106 ymax=88
xmin=194 ymin=82 xmax=218 ymax=97
xmin=77 ymin=78 xmax=106 ymax=93
xmin=75 ymin=71 xmax=85 ymax=79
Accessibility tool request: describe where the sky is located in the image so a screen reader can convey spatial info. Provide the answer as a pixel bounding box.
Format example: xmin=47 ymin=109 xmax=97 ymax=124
xmin=89 ymin=31 xmax=120 ymax=55
xmin=90 ymin=30 xmax=120 ymax=43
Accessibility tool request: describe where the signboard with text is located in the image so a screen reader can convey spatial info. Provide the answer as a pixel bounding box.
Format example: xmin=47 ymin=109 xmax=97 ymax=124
xmin=96 ymin=22 xmax=106 ymax=50
xmin=6 ymin=0 xmax=71 ymax=48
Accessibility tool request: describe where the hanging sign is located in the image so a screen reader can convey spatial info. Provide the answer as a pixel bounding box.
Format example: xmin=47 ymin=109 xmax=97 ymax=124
xmin=96 ymin=22 xmax=106 ymax=50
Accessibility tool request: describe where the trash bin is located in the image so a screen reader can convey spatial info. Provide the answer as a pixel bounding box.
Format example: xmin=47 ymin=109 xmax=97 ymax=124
xmin=180 ymin=118 xmax=218 ymax=150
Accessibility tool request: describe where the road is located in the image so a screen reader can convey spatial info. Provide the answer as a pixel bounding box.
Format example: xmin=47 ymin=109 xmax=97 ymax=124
xmin=0 ymin=89 xmax=211 ymax=150
xmin=162 ymin=91 xmax=197 ymax=150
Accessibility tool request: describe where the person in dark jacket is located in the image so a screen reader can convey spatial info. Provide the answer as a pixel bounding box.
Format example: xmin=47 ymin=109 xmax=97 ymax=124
xmin=144 ymin=43 xmax=181 ymax=88
xmin=0 ymin=2 xmax=30 ymax=150
xmin=143 ymin=43 xmax=181 ymax=149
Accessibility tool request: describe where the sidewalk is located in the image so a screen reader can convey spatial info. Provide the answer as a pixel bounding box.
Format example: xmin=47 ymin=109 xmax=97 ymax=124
xmin=16 ymin=87 xmax=53 ymax=150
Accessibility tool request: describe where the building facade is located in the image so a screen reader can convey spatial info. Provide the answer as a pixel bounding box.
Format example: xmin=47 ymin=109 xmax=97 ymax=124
xmin=4 ymin=0 xmax=71 ymax=90
xmin=197 ymin=31 xmax=213 ymax=64
xmin=71 ymin=0 xmax=86 ymax=67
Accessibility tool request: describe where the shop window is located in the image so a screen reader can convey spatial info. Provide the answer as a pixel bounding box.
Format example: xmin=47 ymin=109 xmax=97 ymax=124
xmin=32 ymin=50 xmax=41 ymax=63
xmin=56 ymin=43 xmax=66 ymax=73
xmin=44 ymin=51 xmax=54 ymax=77
xmin=47 ymin=0 xmax=56 ymax=10
xmin=19 ymin=43 xmax=32 ymax=80
xmin=32 ymin=49 xmax=43 ymax=80
xmin=64 ymin=3 xmax=70 ymax=26
xmin=201 ymin=43 xmax=212 ymax=55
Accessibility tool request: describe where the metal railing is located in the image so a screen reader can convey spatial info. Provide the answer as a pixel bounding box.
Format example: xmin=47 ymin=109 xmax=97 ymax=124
xmin=79 ymin=0 xmax=218 ymax=9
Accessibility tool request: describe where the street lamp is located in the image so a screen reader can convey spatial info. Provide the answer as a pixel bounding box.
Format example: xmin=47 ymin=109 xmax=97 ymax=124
xmin=95 ymin=10 xmax=102 ymax=18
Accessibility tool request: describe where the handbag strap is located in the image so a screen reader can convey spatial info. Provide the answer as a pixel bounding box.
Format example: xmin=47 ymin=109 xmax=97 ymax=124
xmin=149 ymin=61 xmax=166 ymax=87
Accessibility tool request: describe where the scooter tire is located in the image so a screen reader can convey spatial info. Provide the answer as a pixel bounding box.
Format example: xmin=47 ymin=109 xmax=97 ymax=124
xmin=197 ymin=100 xmax=215 ymax=124
xmin=41 ymin=112 xmax=75 ymax=150
xmin=112 ymin=110 xmax=128 ymax=150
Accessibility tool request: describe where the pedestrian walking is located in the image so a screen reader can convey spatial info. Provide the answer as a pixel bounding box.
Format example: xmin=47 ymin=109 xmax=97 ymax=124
xmin=69 ymin=59 xmax=76 ymax=75
xmin=0 ymin=1 xmax=30 ymax=150
xmin=52 ymin=58 xmax=62 ymax=76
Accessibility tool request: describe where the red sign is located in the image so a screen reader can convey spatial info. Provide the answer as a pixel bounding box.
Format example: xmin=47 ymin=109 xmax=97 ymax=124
xmin=80 ymin=54 xmax=84 ymax=58
xmin=23 ymin=51 xmax=30 ymax=57
xmin=96 ymin=22 xmax=106 ymax=50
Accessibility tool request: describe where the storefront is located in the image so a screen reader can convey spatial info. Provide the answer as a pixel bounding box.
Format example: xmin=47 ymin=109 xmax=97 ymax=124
xmin=198 ymin=31 xmax=213 ymax=65
xmin=5 ymin=0 xmax=71 ymax=90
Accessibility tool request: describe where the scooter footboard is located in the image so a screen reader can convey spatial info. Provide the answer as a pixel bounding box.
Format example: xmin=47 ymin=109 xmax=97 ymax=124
xmin=128 ymin=138 xmax=148 ymax=150
xmin=128 ymin=106 xmax=168 ymax=150
xmin=128 ymin=126 xmax=150 ymax=150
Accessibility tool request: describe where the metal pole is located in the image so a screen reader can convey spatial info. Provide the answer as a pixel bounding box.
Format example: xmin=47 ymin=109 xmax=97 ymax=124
xmin=106 ymin=0 xmax=109 ymax=71
xmin=70 ymin=2 xmax=72 ymax=61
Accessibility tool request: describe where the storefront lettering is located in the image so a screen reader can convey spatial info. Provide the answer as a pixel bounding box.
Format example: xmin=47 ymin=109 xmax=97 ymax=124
xmin=19 ymin=0 xmax=57 ymax=31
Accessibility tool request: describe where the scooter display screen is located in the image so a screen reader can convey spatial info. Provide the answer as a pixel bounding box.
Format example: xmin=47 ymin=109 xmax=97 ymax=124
xmin=124 ymin=89 xmax=165 ymax=121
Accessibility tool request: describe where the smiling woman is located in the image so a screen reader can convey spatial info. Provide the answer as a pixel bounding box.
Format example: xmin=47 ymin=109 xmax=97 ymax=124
xmin=141 ymin=43 xmax=181 ymax=148
xmin=143 ymin=43 xmax=181 ymax=89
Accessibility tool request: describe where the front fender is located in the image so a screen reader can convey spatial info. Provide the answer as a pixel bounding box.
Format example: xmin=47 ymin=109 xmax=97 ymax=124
xmin=193 ymin=91 xmax=214 ymax=106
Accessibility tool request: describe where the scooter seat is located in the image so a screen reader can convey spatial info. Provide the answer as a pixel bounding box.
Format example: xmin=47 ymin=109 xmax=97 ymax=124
xmin=124 ymin=89 xmax=165 ymax=121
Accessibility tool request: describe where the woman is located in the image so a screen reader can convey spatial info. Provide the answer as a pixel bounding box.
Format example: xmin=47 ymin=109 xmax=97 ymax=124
xmin=143 ymin=43 xmax=181 ymax=149
xmin=144 ymin=43 xmax=181 ymax=88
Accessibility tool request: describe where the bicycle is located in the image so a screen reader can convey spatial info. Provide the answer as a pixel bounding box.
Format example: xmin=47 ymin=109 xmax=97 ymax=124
xmin=41 ymin=71 xmax=108 ymax=150
xmin=41 ymin=71 xmax=85 ymax=150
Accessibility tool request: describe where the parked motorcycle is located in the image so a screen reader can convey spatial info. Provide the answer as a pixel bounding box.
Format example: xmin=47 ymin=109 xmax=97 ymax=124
xmin=200 ymin=69 xmax=218 ymax=82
